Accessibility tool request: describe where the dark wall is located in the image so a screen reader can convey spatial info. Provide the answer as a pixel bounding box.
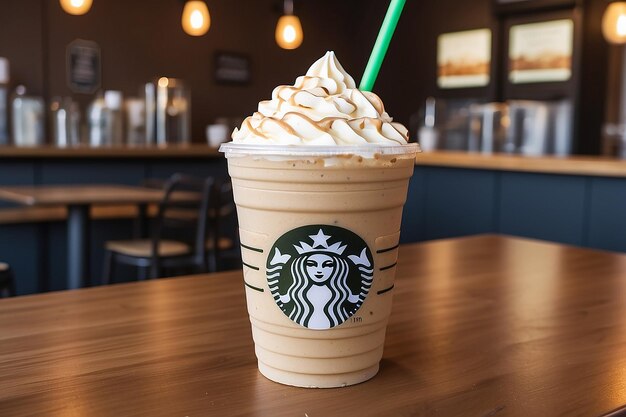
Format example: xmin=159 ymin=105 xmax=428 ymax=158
xmin=1 ymin=0 xmax=360 ymax=141
xmin=0 ymin=0 xmax=612 ymax=149
xmin=0 ymin=0 xmax=45 ymax=93
xmin=577 ymin=0 xmax=609 ymax=155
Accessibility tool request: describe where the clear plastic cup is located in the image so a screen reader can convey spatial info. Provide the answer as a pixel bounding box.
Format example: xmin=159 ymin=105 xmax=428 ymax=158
xmin=220 ymin=142 xmax=419 ymax=388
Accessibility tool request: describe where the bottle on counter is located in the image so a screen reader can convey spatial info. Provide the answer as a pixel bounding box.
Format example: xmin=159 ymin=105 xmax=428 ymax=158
xmin=87 ymin=93 xmax=106 ymax=146
xmin=417 ymin=97 xmax=439 ymax=151
xmin=143 ymin=82 xmax=156 ymax=145
xmin=0 ymin=58 xmax=9 ymax=146
xmin=505 ymin=100 xmax=550 ymax=156
xmin=125 ymin=97 xmax=146 ymax=146
xmin=11 ymin=85 xmax=45 ymax=147
xmin=467 ymin=102 xmax=508 ymax=154
xmin=87 ymin=90 xmax=124 ymax=146
xmin=105 ymin=91 xmax=124 ymax=145
xmin=50 ymin=97 xmax=81 ymax=147
xmin=144 ymin=77 xmax=191 ymax=146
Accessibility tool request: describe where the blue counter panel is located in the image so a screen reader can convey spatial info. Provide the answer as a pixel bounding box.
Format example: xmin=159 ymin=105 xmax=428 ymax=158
xmin=499 ymin=172 xmax=587 ymax=246
xmin=0 ymin=163 xmax=36 ymax=208
xmin=423 ymin=167 xmax=498 ymax=240
xmin=400 ymin=168 xmax=426 ymax=243
xmin=0 ymin=224 xmax=41 ymax=295
xmin=148 ymin=160 xmax=228 ymax=180
xmin=38 ymin=211 xmax=146 ymax=291
xmin=89 ymin=219 xmax=139 ymax=286
xmin=0 ymin=162 xmax=35 ymax=184
xmin=40 ymin=161 xmax=146 ymax=185
xmin=45 ymin=222 xmax=66 ymax=292
xmin=588 ymin=177 xmax=626 ymax=252
xmin=0 ymin=164 xmax=39 ymax=294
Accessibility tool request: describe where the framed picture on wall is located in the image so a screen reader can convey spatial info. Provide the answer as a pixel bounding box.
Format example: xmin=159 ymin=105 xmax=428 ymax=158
xmin=501 ymin=8 xmax=582 ymax=103
xmin=214 ymin=52 xmax=251 ymax=85
xmin=508 ymin=19 xmax=574 ymax=84
xmin=437 ymin=29 xmax=492 ymax=89
xmin=66 ymin=39 xmax=101 ymax=94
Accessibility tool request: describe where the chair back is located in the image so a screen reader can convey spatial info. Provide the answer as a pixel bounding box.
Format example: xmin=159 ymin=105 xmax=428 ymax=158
xmin=206 ymin=178 xmax=237 ymax=270
xmin=151 ymin=174 xmax=214 ymax=267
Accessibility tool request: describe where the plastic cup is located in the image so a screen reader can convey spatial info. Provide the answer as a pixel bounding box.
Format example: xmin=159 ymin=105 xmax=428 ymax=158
xmin=220 ymin=142 xmax=418 ymax=388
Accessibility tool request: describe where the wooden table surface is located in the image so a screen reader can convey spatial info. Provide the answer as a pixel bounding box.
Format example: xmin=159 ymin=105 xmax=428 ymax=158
xmin=0 ymin=184 xmax=196 ymax=206
xmin=1 ymin=235 xmax=626 ymax=417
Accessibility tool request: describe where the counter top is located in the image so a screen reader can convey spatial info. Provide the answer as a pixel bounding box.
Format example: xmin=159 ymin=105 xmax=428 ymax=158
xmin=0 ymin=144 xmax=222 ymax=158
xmin=416 ymin=151 xmax=626 ymax=178
xmin=2 ymin=146 xmax=626 ymax=177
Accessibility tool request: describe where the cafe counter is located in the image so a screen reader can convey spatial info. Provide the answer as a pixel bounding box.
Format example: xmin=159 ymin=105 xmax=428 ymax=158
xmin=0 ymin=144 xmax=222 ymax=159
xmin=404 ymin=151 xmax=626 ymax=256
xmin=3 ymin=145 xmax=623 ymax=176
xmin=416 ymin=151 xmax=626 ymax=178
xmin=2 ymin=146 xmax=626 ymax=295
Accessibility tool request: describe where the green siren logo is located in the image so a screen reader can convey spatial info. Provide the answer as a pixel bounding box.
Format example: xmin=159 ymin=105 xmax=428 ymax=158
xmin=266 ymin=225 xmax=374 ymax=330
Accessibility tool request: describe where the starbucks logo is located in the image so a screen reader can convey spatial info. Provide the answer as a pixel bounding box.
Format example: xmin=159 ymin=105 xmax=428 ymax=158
xmin=266 ymin=225 xmax=374 ymax=330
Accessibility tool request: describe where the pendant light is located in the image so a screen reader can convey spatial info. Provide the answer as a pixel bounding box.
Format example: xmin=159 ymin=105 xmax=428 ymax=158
xmin=275 ymin=0 xmax=303 ymax=50
xmin=603 ymin=2 xmax=626 ymax=44
xmin=59 ymin=0 xmax=93 ymax=15
xmin=182 ymin=0 xmax=211 ymax=37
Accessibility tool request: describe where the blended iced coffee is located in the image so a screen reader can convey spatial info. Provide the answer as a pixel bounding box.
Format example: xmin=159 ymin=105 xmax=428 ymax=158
xmin=220 ymin=51 xmax=419 ymax=388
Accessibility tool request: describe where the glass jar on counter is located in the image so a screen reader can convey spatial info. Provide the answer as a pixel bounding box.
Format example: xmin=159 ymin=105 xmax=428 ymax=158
xmin=11 ymin=85 xmax=45 ymax=147
xmin=144 ymin=77 xmax=191 ymax=146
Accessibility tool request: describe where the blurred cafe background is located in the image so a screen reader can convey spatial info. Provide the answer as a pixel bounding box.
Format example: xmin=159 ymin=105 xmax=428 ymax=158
xmin=1 ymin=0 xmax=626 ymax=296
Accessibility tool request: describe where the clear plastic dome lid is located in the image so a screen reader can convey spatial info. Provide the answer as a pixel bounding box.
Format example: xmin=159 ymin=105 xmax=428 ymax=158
xmin=219 ymin=142 xmax=420 ymax=158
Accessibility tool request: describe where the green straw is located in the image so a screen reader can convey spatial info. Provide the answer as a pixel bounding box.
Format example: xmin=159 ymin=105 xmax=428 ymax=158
xmin=359 ymin=0 xmax=406 ymax=92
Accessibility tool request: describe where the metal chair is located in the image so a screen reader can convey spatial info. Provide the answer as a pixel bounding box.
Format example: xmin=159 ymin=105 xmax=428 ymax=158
xmin=205 ymin=179 xmax=238 ymax=272
xmin=133 ymin=177 xmax=168 ymax=238
xmin=138 ymin=176 xmax=237 ymax=271
xmin=0 ymin=262 xmax=16 ymax=298
xmin=102 ymin=174 xmax=214 ymax=283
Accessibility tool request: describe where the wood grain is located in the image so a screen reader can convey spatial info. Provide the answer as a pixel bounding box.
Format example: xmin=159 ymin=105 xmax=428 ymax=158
xmin=0 ymin=205 xmax=161 ymax=225
xmin=105 ymin=239 xmax=191 ymax=257
xmin=1 ymin=235 xmax=626 ymax=416
xmin=0 ymin=185 xmax=197 ymax=206
xmin=0 ymin=144 xmax=221 ymax=159
xmin=417 ymin=151 xmax=626 ymax=178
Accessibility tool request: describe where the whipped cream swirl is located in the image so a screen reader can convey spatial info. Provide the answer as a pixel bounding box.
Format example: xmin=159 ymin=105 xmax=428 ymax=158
xmin=232 ymin=51 xmax=409 ymax=146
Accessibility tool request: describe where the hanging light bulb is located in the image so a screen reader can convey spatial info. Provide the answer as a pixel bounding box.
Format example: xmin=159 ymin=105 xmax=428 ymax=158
xmin=603 ymin=2 xmax=626 ymax=44
xmin=275 ymin=0 xmax=303 ymax=50
xmin=182 ymin=0 xmax=210 ymax=37
xmin=59 ymin=0 xmax=93 ymax=15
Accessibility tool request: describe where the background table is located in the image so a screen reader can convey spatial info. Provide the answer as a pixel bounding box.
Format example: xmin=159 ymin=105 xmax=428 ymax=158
xmin=1 ymin=235 xmax=625 ymax=416
xmin=0 ymin=185 xmax=196 ymax=289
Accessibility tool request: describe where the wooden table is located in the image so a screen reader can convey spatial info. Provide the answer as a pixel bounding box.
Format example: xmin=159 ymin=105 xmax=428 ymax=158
xmin=1 ymin=235 xmax=625 ymax=416
xmin=0 ymin=185 xmax=195 ymax=290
